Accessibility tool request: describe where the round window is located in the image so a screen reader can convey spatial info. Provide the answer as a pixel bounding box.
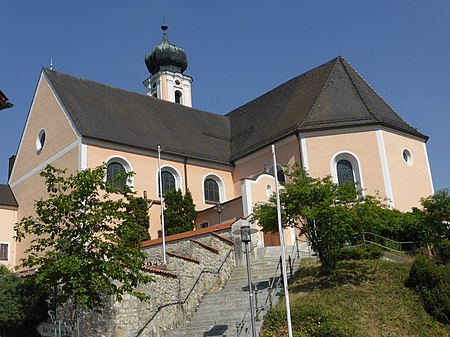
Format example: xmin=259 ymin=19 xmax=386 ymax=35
xmin=402 ymin=149 xmax=413 ymax=166
xmin=36 ymin=129 xmax=46 ymax=153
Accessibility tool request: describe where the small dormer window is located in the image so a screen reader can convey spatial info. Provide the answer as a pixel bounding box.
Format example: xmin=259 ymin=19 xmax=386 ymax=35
xmin=152 ymin=92 xmax=157 ymax=98
xmin=175 ymin=90 xmax=182 ymax=104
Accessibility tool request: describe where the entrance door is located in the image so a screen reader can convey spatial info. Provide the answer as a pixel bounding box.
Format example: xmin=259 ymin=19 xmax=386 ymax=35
xmin=263 ymin=231 xmax=281 ymax=246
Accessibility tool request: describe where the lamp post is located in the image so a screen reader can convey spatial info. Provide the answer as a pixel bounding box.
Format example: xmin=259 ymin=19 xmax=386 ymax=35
xmin=215 ymin=203 xmax=224 ymax=224
xmin=157 ymin=144 xmax=167 ymax=264
xmin=233 ymin=224 xmax=258 ymax=337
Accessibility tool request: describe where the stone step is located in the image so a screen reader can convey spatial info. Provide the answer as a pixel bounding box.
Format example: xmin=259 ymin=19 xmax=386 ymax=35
xmin=161 ymin=247 xmax=302 ymax=337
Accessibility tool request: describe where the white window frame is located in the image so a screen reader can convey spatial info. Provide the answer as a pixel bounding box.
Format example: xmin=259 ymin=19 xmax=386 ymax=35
xmin=401 ymin=147 xmax=414 ymax=167
xmin=0 ymin=242 xmax=9 ymax=261
xmin=202 ymin=173 xmax=225 ymax=204
xmin=36 ymin=128 xmax=47 ymax=153
xmin=156 ymin=165 xmax=183 ymax=195
xmin=330 ymin=151 xmax=364 ymax=192
xmin=105 ymin=155 xmax=134 ymax=189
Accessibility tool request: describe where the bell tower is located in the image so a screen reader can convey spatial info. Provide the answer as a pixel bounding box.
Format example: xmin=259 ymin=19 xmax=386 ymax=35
xmin=143 ymin=24 xmax=193 ymax=107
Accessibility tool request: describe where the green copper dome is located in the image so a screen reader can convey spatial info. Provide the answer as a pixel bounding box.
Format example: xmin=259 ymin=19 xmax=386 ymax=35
xmin=145 ymin=25 xmax=188 ymax=75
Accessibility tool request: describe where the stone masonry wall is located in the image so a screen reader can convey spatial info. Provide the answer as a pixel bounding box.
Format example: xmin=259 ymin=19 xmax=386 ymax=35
xmin=76 ymin=230 xmax=235 ymax=337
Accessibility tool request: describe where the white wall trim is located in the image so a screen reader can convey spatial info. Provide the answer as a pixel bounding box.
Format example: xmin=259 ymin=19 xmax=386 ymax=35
xmin=241 ymin=179 xmax=253 ymax=217
xmin=84 ymin=138 xmax=233 ymax=172
xmin=423 ymin=142 xmax=435 ymax=194
xmin=240 ymin=173 xmax=275 ymax=217
xmin=376 ymin=130 xmax=395 ymax=208
xmin=300 ymin=124 xmax=427 ymax=143
xmin=79 ymin=142 xmax=88 ymax=170
xmin=300 ymin=135 xmax=309 ymax=172
xmin=10 ymin=140 xmax=80 ymax=188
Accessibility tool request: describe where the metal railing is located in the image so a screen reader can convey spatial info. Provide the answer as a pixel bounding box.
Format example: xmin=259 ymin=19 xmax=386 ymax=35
xmin=236 ymin=236 xmax=302 ymax=336
xmin=354 ymin=231 xmax=420 ymax=254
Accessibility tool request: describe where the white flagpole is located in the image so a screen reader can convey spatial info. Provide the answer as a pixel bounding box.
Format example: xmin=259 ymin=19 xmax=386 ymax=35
xmin=157 ymin=144 xmax=167 ymax=264
xmin=272 ymin=144 xmax=293 ymax=337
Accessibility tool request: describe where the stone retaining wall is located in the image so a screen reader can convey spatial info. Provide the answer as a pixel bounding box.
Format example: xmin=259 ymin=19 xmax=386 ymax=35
xmin=73 ymin=230 xmax=235 ymax=337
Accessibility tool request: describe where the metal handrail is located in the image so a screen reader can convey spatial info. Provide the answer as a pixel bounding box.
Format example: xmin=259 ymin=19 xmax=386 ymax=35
xmin=134 ymin=246 xmax=235 ymax=337
xmin=356 ymin=231 xmax=420 ymax=254
xmin=236 ymin=236 xmax=303 ymax=336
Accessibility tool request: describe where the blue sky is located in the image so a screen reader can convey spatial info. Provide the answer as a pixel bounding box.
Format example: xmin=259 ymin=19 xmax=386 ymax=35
xmin=1 ymin=1 xmax=449 ymax=193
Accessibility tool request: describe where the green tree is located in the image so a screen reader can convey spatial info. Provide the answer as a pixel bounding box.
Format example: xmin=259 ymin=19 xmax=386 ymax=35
xmin=253 ymin=165 xmax=389 ymax=273
xmin=126 ymin=196 xmax=150 ymax=241
xmin=164 ymin=189 xmax=196 ymax=235
xmin=420 ymin=188 xmax=450 ymax=262
xmin=14 ymin=165 xmax=152 ymax=328
xmin=421 ymin=188 xmax=450 ymax=241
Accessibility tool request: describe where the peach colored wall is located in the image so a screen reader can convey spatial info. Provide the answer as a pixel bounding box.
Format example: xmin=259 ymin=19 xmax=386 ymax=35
xmin=382 ymin=131 xmax=433 ymax=210
xmin=86 ymin=145 xmax=235 ymax=239
xmin=12 ymin=147 xmax=79 ymax=267
xmin=303 ymin=130 xmax=387 ymax=200
xmin=0 ymin=207 xmax=17 ymax=269
xmin=233 ymin=136 xmax=300 ymax=195
xmin=10 ymin=75 xmax=79 ymax=182
xmin=249 ymin=175 xmax=275 ymax=206
xmin=195 ymin=197 xmax=243 ymax=229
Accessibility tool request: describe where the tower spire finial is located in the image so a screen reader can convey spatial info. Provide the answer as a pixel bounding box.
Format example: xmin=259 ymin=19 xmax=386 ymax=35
xmin=161 ymin=14 xmax=168 ymax=31
xmin=50 ymin=57 xmax=53 ymax=70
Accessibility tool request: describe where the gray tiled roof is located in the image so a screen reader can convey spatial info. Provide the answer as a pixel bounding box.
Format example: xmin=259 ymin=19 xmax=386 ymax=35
xmin=43 ymin=69 xmax=231 ymax=164
xmin=0 ymin=184 xmax=17 ymax=207
xmin=227 ymin=56 xmax=427 ymax=161
xmin=43 ymin=56 xmax=426 ymax=165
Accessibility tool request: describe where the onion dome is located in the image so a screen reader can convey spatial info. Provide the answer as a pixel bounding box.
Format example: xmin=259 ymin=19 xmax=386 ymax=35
xmin=145 ymin=24 xmax=188 ymax=75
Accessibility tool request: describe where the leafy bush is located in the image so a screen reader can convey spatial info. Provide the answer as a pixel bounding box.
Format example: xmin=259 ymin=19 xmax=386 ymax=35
xmin=0 ymin=266 xmax=47 ymax=327
xmin=339 ymin=244 xmax=383 ymax=261
xmin=435 ymin=238 xmax=450 ymax=263
xmin=408 ymin=255 xmax=450 ymax=323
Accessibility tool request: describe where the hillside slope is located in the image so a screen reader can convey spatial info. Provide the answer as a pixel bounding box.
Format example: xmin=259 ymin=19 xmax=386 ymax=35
xmin=260 ymin=259 xmax=450 ymax=337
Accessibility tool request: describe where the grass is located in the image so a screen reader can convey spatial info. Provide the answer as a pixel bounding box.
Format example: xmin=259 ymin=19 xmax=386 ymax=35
xmin=260 ymin=259 xmax=450 ymax=337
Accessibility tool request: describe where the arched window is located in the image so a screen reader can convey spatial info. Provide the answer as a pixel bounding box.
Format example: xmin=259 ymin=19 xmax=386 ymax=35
xmin=105 ymin=156 xmax=133 ymax=190
xmin=157 ymin=166 xmax=182 ymax=197
xmin=266 ymin=184 xmax=273 ymax=197
xmin=107 ymin=162 xmax=127 ymax=189
xmin=337 ymin=159 xmax=354 ymax=185
xmin=269 ymin=165 xmax=286 ymax=185
xmin=160 ymin=170 xmax=176 ymax=196
xmin=204 ymin=178 xmax=220 ymax=204
xmin=200 ymin=222 xmax=209 ymax=229
xmin=331 ymin=152 xmax=363 ymax=193
xmin=175 ymin=90 xmax=182 ymax=104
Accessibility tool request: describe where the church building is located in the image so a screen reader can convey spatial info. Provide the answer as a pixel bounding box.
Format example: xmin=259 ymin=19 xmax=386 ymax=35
xmin=0 ymin=25 xmax=434 ymax=269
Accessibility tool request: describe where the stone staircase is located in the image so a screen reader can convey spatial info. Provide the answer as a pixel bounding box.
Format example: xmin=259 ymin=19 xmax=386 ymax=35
xmin=161 ymin=244 xmax=309 ymax=337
